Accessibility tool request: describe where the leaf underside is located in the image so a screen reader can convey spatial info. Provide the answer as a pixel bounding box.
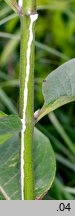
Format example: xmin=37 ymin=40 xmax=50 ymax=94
xmin=33 ymin=128 xmax=56 ymax=199
xmin=0 ymin=127 xmax=56 ymax=200
xmin=37 ymin=59 xmax=75 ymax=121
xmin=0 ymin=114 xmax=22 ymax=134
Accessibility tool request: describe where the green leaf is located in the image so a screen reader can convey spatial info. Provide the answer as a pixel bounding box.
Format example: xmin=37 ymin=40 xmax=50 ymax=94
xmin=33 ymin=127 xmax=56 ymax=199
xmin=0 ymin=111 xmax=7 ymax=117
xmin=0 ymin=114 xmax=22 ymax=134
xmin=0 ymin=113 xmax=22 ymax=145
xmin=0 ymin=134 xmax=13 ymax=145
xmin=37 ymin=59 xmax=75 ymax=122
xmin=0 ymin=128 xmax=56 ymax=200
xmin=0 ymin=112 xmax=22 ymax=145
xmin=0 ymin=135 xmax=20 ymax=200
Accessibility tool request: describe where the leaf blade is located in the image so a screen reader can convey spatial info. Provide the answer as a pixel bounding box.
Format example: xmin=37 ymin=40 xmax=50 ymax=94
xmin=33 ymin=127 xmax=56 ymax=199
xmin=36 ymin=59 xmax=75 ymax=122
xmin=0 ymin=128 xmax=56 ymax=200
xmin=0 ymin=114 xmax=22 ymax=134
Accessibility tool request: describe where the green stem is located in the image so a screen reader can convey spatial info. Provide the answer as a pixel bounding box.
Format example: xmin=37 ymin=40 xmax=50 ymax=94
xmin=19 ymin=0 xmax=37 ymax=200
xmin=22 ymin=0 xmax=36 ymax=15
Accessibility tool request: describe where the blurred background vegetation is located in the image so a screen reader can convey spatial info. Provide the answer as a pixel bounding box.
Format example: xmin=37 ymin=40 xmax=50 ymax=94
xmin=0 ymin=0 xmax=75 ymax=200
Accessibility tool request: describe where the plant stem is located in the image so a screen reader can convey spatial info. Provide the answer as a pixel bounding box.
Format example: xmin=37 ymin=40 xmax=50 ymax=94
xmin=22 ymin=0 xmax=36 ymax=15
xmin=19 ymin=0 xmax=38 ymax=200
